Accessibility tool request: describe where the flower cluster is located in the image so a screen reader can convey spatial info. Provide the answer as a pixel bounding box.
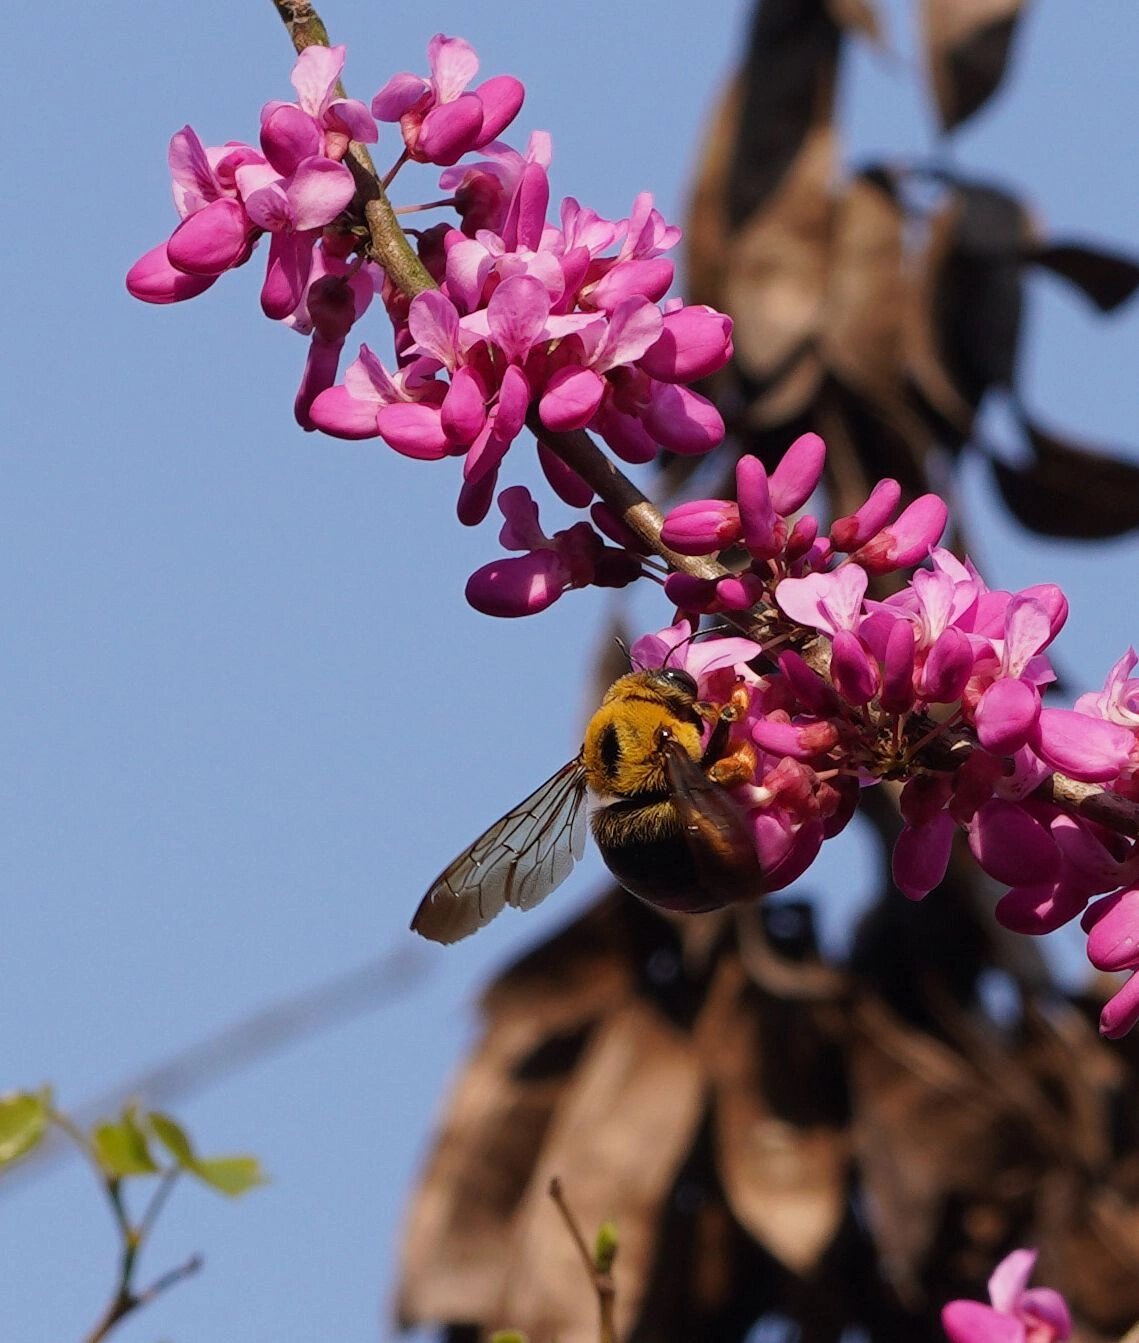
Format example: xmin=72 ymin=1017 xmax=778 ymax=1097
xmin=649 ymin=438 xmax=1139 ymax=1033
xmin=127 ymin=35 xmax=733 ymax=610
xmin=942 ymin=1249 xmax=1071 ymax=1343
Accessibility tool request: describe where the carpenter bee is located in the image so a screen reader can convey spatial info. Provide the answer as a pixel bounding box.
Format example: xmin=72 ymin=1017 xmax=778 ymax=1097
xmin=411 ymin=667 xmax=762 ymax=944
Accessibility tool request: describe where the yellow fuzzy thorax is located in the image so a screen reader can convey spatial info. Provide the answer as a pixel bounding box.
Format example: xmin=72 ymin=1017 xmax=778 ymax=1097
xmin=582 ymin=672 xmax=704 ymax=798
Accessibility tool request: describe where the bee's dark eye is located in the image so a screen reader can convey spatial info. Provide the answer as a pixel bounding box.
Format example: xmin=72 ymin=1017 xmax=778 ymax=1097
xmin=656 ymin=667 xmax=698 ymax=697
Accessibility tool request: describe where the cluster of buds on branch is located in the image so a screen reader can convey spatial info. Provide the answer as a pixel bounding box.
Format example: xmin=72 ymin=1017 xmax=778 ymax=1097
xmin=127 ymin=33 xmax=1139 ymax=1041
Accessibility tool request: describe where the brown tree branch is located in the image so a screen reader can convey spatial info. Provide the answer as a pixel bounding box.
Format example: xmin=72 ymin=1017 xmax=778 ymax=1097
xmin=548 ymin=1177 xmax=617 ymax=1343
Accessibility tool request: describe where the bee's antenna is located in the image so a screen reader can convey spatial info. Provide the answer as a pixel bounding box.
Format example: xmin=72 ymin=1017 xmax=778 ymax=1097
xmin=614 ymin=635 xmax=639 ymax=671
xmin=661 ymin=620 xmax=735 ymax=668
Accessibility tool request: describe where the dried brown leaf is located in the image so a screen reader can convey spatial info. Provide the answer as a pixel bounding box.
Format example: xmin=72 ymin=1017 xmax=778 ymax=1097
xmin=1028 ymin=242 xmax=1139 ymax=313
xmin=990 ymin=418 xmax=1139 ymax=539
xmin=922 ymin=0 xmax=1026 ymax=131
xmin=497 ymin=1000 xmax=706 ymax=1343
xmin=700 ymin=955 xmax=849 ymax=1273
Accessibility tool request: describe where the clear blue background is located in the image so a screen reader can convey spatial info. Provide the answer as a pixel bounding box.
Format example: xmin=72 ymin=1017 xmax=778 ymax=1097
xmin=2 ymin=2 xmax=1137 ymax=1339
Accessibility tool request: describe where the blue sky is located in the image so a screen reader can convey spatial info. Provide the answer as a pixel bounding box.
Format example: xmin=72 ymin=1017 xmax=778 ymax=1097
xmin=2 ymin=2 xmax=1137 ymax=1340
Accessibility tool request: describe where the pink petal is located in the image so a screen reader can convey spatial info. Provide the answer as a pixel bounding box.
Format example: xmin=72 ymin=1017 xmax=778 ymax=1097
xmin=496 ymin=485 xmax=547 ymax=551
xmin=375 ymin=402 xmax=450 ymax=459
xmin=892 ymin=811 xmax=955 ymax=900
xmin=768 ymin=432 xmax=826 ymax=516
xmin=325 ymin=97 xmax=378 ymax=144
xmin=642 ymin=385 xmax=724 ymax=455
xmin=976 ymin=678 xmax=1041 ymax=755
xmin=290 ymin=44 xmax=345 ymax=115
xmin=588 ymin=258 xmax=673 ymax=312
xmin=995 ymin=880 xmax=1088 ymax=935
xmin=261 ymin=229 xmax=316 ymax=320
xmin=418 ymin=94 xmax=485 ymax=165
xmin=736 ymin=456 xmax=779 ymax=557
xmin=830 ymin=478 xmax=901 ymax=552
xmin=663 ymin=572 xmax=720 ymax=612
xmin=1085 ymin=886 xmax=1139 ymax=971
xmin=777 ymin=650 xmax=840 ymax=717
xmin=487 ymin=274 xmax=550 ymax=363
xmin=260 ymin=103 xmax=323 ymax=177
xmin=1030 ymin=709 xmax=1135 ymax=783
xmin=539 ymin=366 xmax=605 ymax=432
xmin=539 ymin=443 xmax=594 ymax=507
xmin=466 ymin=549 xmax=566 ymax=617
xmin=286 ymin=158 xmax=355 ymax=230
xmin=501 ymin=159 xmax=550 ymax=252
xmin=125 ymin=243 xmax=219 ymax=304
xmin=592 ymin=402 xmax=658 ymax=464
xmin=594 ymin=297 xmax=664 ymax=373
xmin=371 ymin=72 xmax=429 ymax=121
xmin=293 ymin=334 xmax=343 ymax=429
xmin=427 ymin=34 xmax=480 ymax=102
xmin=474 ymin=75 xmax=525 ymax=145
xmin=308 ymin=383 xmax=381 ymax=439
xmin=1019 ymin=1287 xmax=1072 ymax=1341
xmin=920 ymin=626 xmax=973 ymax=703
xmin=941 ymin=1300 xmax=1024 ymax=1343
xmin=988 ymin=1248 xmax=1037 ymax=1315
xmin=751 ymin=717 xmax=837 ymax=761
xmin=638 ymin=304 xmax=733 ymax=383
xmin=831 ymin=629 xmax=877 ymax=705
xmin=880 ymin=618 xmax=916 ymax=714
xmin=456 ymin=470 xmax=497 ymax=526
xmin=660 ymin=499 xmax=742 ymax=556
xmin=853 ymin=494 xmax=947 ymax=574
xmin=1002 ymin=595 xmax=1053 ymax=677
xmin=168 ymin=125 xmax=218 ymax=215
xmin=440 ymin=365 xmax=486 ymax=444
xmin=968 ymin=799 xmax=1060 ymax=886
xmin=408 ymin=289 xmax=461 ymax=368
xmin=1100 ymin=970 xmax=1139 ymax=1038
xmin=166 ymin=197 xmax=250 ymax=275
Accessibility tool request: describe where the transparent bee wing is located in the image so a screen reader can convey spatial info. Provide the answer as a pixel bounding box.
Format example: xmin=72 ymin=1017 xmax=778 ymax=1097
xmin=410 ymin=759 xmax=589 ymax=944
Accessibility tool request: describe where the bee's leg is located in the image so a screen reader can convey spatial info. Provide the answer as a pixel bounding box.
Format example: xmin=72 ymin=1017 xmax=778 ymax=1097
xmin=707 ymin=741 xmax=758 ymax=787
xmin=698 ymin=681 xmax=753 ymax=768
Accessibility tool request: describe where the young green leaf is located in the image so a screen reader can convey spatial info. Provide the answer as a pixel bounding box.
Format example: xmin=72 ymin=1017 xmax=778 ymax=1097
xmin=147 ymin=1111 xmax=196 ymax=1168
xmin=0 ymin=1091 xmax=48 ymax=1167
xmin=192 ymin=1156 xmax=266 ymax=1198
xmin=489 ymin=1332 xmax=529 ymax=1343
xmin=92 ymin=1108 xmax=161 ymax=1177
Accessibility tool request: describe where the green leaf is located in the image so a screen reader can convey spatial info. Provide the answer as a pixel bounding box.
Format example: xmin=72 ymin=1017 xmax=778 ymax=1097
xmin=148 ymin=1112 xmax=196 ymax=1168
xmin=0 ymin=1091 xmax=48 ymax=1167
xmin=92 ymin=1108 xmax=161 ymax=1177
xmin=192 ymin=1156 xmax=266 ymax=1198
xmin=148 ymin=1111 xmax=264 ymax=1197
xmin=490 ymin=1333 xmax=529 ymax=1343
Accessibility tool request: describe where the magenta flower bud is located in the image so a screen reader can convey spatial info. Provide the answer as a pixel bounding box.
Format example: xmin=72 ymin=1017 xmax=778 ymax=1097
xmin=995 ymin=880 xmax=1089 ymax=935
xmin=751 ymin=816 xmax=825 ymax=893
xmin=892 ymin=811 xmax=955 ymax=901
xmin=167 ymin=198 xmax=251 ymax=276
xmin=968 ymin=799 xmax=1061 ymax=887
xmin=975 ymin=677 xmax=1041 ymax=755
xmin=261 ymin=230 xmax=316 ymax=321
xmin=919 ymin=627 xmax=973 ymax=704
xmin=638 ymin=305 xmax=733 ymax=383
xmin=418 ymin=94 xmax=485 ymax=165
xmin=375 ymin=402 xmax=450 ymax=459
xmin=1030 ymin=708 xmax=1135 ymax=782
xmin=769 ymin=433 xmax=826 ymax=516
xmin=593 ymin=402 xmax=659 ymax=464
xmin=784 ymin=515 xmax=819 ymax=563
xmin=851 ymin=494 xmax=948 ymax=574
xmin=736 ymin=456 xmax=780 ymax=557
xmin=126 ymin=243 xmax=219 ymax=304
xmin=751 ymin=716 xmax=838 ymax=761
xmin=831 ymin=629 xmax=877 ymax=705
xmin=306 ymin=275 xmax=358 ymax=343
xmin=1085 ymin=886 xmax=1139 ymax=971
xmin=879 ymin=618 xmax=916 ymax=714
xmin=642 ymin=384 xmax=724 ymax=455
xmin=1101 ymin=971 xmax=1139 ymax=1039
xmin=465 ymin=549 xmax=566 ymax=617
xmin=829 ymin=478 xmax=901 ymax=552
xmin=539 ymin=366 xmax=606 ymax=432
xmin=660 ymin=499 xmax=741 ymax=555
xmin=663 ymin=571 xmax=719 ymax=612
xmin=715 ymin=573 xmax=766 ymax=609
xmin=474 ymin=75 xmax=526 ymax=145
xmin=589 ymin=258 xmax=674 ymax=312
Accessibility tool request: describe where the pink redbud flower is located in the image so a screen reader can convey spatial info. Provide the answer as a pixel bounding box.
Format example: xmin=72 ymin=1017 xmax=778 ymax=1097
xmin=768 ymin=432 xmax=826 ymax=515
xmin=830 ymin=478 xmax=902 ymax=552
xmin=308 ymin=346 xmax=444 ymax=442
xmin=660 ymin=500 xmax=742 ymax=555
xmin=638 ymin=305 xmax=733 ymax=383
xmin=465 ymin=487 xmax=639 ymax=617
xmin=371 ymin=35 xmax=524 ymax=167
xmin=942 ymin=1248 xmax=1071 ymax=1343
xmin=1083 ymin=885 xmax=1139 ymax=971
xmin=851 ymin=494 xmax=948 ymax=574
xmin=274 ymin=44 xmax=377 ymax=160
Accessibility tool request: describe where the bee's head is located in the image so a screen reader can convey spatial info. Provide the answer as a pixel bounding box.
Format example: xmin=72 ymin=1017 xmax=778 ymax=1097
xmin=638 ymin=666 xmax=699 ymax=706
